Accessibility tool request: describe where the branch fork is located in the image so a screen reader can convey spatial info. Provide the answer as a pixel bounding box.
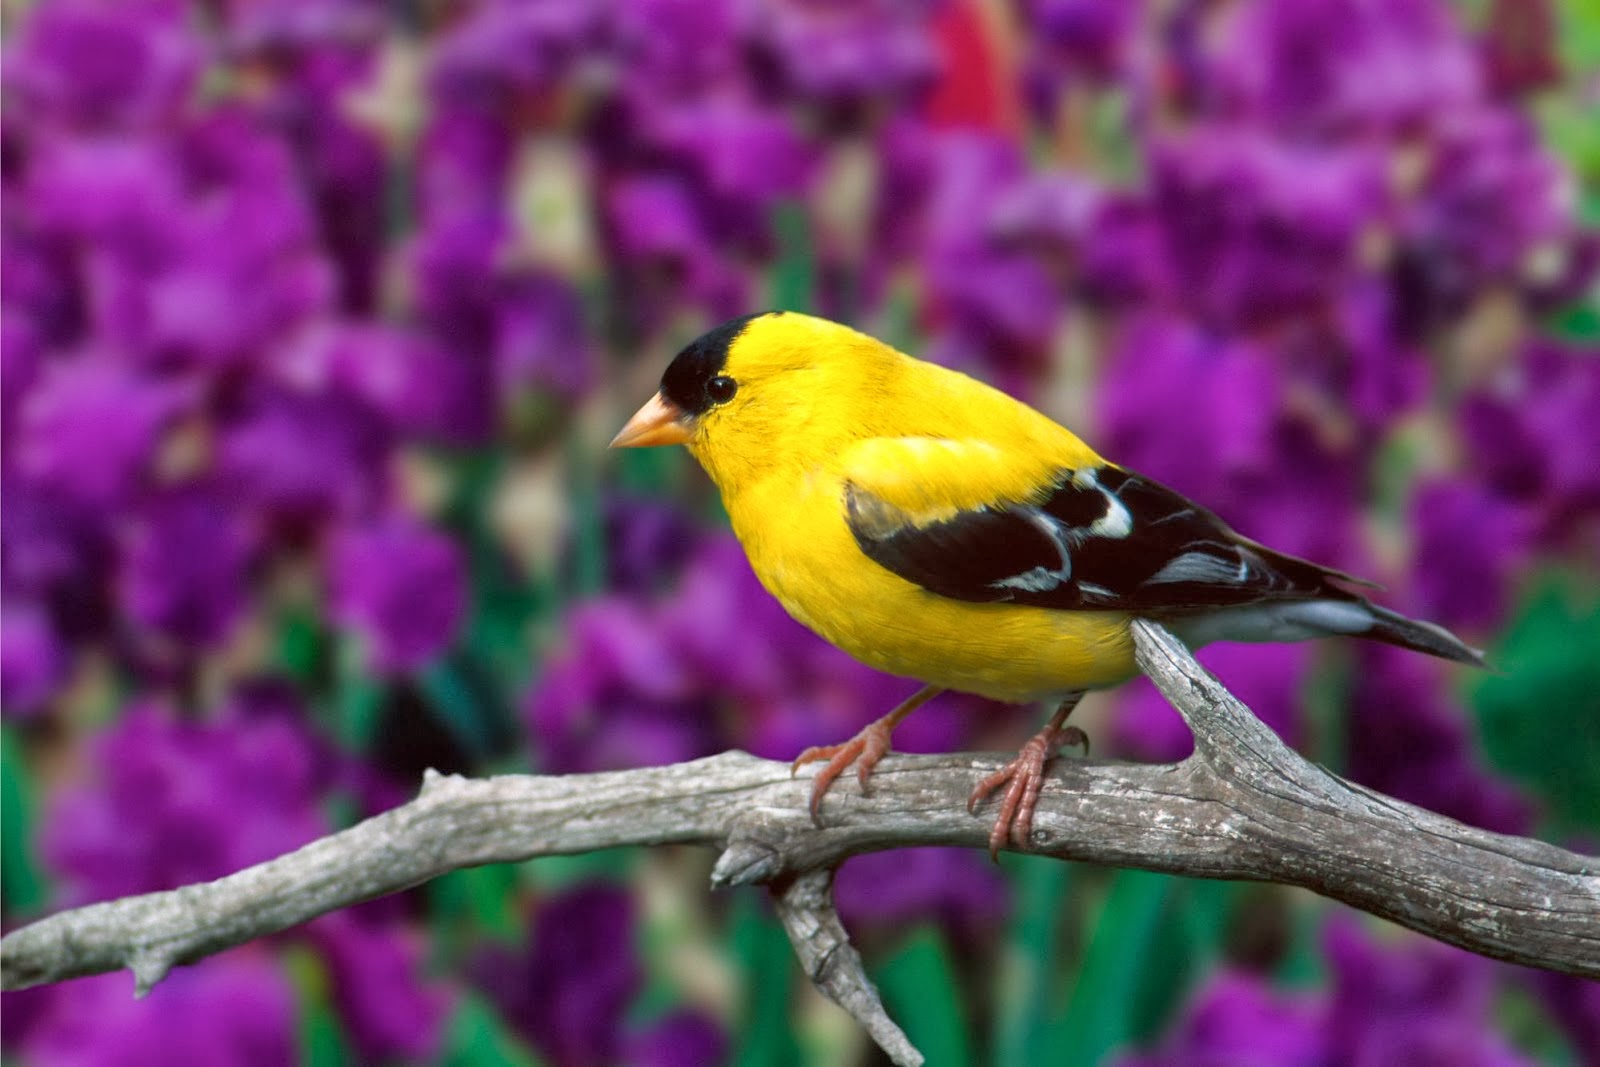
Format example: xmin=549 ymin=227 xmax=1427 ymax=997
xmin=4 ymin=623 xmax=1596 ymax=1066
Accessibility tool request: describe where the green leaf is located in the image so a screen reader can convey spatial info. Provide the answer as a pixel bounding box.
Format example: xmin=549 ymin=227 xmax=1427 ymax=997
xmin=1048 ymin=869 xmax=1176 ymax=1067
xmin=874 ymin=926 xmax=971 ymax=1067
xmin=418 ymin=657 xmax=511 ymax=762
xmin=429 ymin=863 xmax=525 ymax=956
xmin=769 ymin=201 xmax=815 ymax=315
xmin=1 ymin=727 xmax=47 ymax=913
xmin=333 ymin=636 xmax=387 ymax=751
xmin=440 ymin=992 xmax=545 ymax=1067
xmin=285 ymin=946 xmax=354 ymax=1067
xmin=1472 ymin=574 xmax=1600 ymax=835
xmin=729 ymin=892 xmax=801 ymax=1067
xmin=993 ymin=857 xmax=1072 ymax=1067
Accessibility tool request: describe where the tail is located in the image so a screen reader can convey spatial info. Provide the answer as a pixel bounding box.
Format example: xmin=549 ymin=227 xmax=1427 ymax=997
xmin=1167 ymin=597 xmax=1488 ymax=668
xmin=1359 ymin=600 xmax=1487 ymax=668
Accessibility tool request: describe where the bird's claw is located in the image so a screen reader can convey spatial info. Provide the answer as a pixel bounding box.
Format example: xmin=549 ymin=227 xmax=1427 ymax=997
xmin=791 ymin=721 xmax=896 ymax=826
xmin=967 ymin=724 xmax=1088 ymax=861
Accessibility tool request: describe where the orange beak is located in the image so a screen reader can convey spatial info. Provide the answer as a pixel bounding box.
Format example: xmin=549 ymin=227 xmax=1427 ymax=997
xmin=610 ymin=392 xmax=695 ymax=448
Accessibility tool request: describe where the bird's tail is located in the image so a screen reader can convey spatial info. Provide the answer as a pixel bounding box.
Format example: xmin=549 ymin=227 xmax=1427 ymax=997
xmin=1359 ymin=601 xmax=1487 ymax=668
xmin=1167 ymin=598 xmax=1487 ymax=668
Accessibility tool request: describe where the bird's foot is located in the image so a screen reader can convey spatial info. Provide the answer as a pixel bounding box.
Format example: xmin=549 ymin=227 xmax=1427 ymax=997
xmin=791 ymin=720 xmax=896 ymax=826
xmin=967 ymin=724 xmax=1089 ymax=861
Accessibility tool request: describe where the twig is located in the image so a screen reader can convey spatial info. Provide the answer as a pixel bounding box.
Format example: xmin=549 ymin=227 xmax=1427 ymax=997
xmin=3 ymin=623 xmax=1596 ymax=1066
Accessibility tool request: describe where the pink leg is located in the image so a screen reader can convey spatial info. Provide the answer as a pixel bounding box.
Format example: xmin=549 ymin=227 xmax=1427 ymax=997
xmin=792 ymin=684 xmax=943 ymax=824
xmin=967 ymin=693 xmax=1088 ymax=861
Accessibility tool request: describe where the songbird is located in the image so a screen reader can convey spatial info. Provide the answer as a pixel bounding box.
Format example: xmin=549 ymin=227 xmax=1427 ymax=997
xmin=611 ymin=311 xmax=1484 ymax=857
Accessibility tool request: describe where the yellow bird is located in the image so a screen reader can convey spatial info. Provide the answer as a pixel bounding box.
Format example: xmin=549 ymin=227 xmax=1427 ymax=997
xmin=612 ymin=311 xmax=1483 ymax=857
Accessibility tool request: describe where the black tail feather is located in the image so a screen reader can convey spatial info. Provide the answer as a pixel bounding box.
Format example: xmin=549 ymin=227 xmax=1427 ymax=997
xmin=1361 ymin=601 xmax=1488 ymax=668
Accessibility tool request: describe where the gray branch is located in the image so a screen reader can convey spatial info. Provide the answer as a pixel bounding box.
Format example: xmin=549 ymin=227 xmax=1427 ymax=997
xmin=3 ymin=622 xmax=1596 ymax=1067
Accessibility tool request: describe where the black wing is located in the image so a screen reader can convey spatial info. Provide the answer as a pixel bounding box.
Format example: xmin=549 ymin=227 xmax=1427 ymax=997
xmin=845 ymin=465 xmax=1360 ymax=615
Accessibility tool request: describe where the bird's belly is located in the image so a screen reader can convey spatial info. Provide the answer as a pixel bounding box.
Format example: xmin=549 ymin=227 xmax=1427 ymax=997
xmin=733 ymin=494 xmax=1138 ymax=703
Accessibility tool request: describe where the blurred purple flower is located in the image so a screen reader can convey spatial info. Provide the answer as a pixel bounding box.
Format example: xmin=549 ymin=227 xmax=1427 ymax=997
xmin=470 ymin=883 xmax=641 ymax=1065
xmin=0 ymin=479 xmax=113 ymax=638
xmin=42 ymin=697 xmax=331 ymax=905
xmin=2 ymin=0 xmax=201 ymax=133
xmin=17 ymin=952 xmax=296 ymax=1067
xmin=1099 ymin=314 xmax=1368 ymax=568
xmin=1459 ymin=342 xmax=1600 ymax=546
xmin=1148 ymin=126 xmax=1386 ymax=329
xmin=525 ymin=598 xmax=718 ymax=774
xmin=326 ymin=513 xmax=467 ymax=674
xmin=612 ymin=0 xmax=741 ymax=98
xmin=220 ymin=389 xmax=390 ymax=524
xmin=14 ymin=354 xmax=191 ymax=508
xmin=0 ymin=599 xmax=68 ymax=719
xmin=1526 ymin=969 xmax=1600 ymax=1062
xmin=120 ymin=485 xmax=258 ymax=649
xmin=1126 ymin=918 xmax=1532 ymax=1066
xmin=1408 ymin=478 xmax=1532 ymax=631
xmin=1345 ymin=644 xmax=1532 ymax=835
xmin=1396 ymin=109 xmax=1574 ymax=326
xmin=1113 ymin=642 xmax=1312 ymax=762
xmin=599 ymin=495 xmax=699 ymax=596
xmin=428 ymin=0 xmax=607 ymax=117
xmin=416 ymin=109 xmax=515 ymax=226
xmin=1120 ymin=969 xmax=1326 ymax=1066
xmin=494 ymin=271 xmax=595 ymax=401
xmin=306 ymin=908 xmax=452 ymax=1063
xmin=835 ymin=848 xmax=1008 ymax=942
xmin=749 ymin=0 xmax=940 ymax=126
xmin=1204 ymin=0 xmax=1481 ymax=136
xmin=623 ymin=1010 xmax=729 ymax=1067
xmin=1322 ymin=915 xmax=1529 ymax=1066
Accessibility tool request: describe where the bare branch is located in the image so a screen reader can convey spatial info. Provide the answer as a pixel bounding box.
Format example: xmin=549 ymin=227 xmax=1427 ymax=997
xmin=3 ymin=623 xmax=1596 ymax=1066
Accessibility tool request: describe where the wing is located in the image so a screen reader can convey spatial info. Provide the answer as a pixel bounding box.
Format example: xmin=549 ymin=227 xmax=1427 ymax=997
xmin=842 ymin=439 xmax=1363 ymax=615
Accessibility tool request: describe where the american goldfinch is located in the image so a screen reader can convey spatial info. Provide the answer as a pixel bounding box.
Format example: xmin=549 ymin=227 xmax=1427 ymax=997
xmin=612 ymin=312 xmax=1483 ymax=857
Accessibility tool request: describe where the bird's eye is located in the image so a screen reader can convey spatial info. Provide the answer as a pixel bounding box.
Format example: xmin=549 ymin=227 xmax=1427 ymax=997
xmin=707 ymin=375 xmax=738 ymax=404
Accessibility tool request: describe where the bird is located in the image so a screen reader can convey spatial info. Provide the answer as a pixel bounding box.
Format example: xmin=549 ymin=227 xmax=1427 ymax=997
xmin=611 ymin=311 xmax=1485 ymax=858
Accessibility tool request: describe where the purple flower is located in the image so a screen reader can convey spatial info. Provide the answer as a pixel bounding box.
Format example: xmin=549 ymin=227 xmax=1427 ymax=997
xmin=1148 ymin=126 xmax=1386 ymax=329
xmin=1408 ymin=478 xmax=1532 ymax=631
xmin=494 ymin=272 xmax=595 ymax=401
xmin=41 ymin=697 xmax=331 ymax=906
xmin=1322 ymin=916 xmax=1529 ymax=1066
xmin=1113 ymin=642 xmax=1312 ymax=762
xmin=525 ymin=598 xmax=719 ymax=774
xmin=748 ymin=1 xmax=940 ymax=125
xmin=1396 ymin=109 xmax=1574 ymax=325
xmin=598 ymin=495 xmax=699 ymax=596
xmin=273 ymin=321 xmax=482 ymax=440
xmin=0 ymin=478 xmax=113 ymax=638
xmin=623 ymin=1010 xmax=729 ymax=1067
xmin=612 ymin=0 xmax=741 ymax=98
xmin=470 ymin=883 xmax=642 ymax=1065
xmin=835 ymin=848 xmax=1008 ymax=942
xmin=219 ymin=389 xmax=390 ymax=524
xmin=1097 ymin=314 xmax=1365 ymax=568
xmin=1120 ymin=969 xmax=1327 ymax=1066
xmin=0 ymin=599 xmax=68 ymax=719
xmin=1126 ymin=918 xmax=1532 ymax=1066
xmin=1459 ymin=342 xmax=1600 ymax=547
xmin=306 ymin=908 xmax=452 ymax=1063
xmin=2 ymin=0 xmax=201 ymax=133
xmin=14 ymin=354 xmax=192 ymax=508
xmin=119 ymin=485 xmax=258 ymax=649
xmin=326 ymin=513 xmax=467 ymax=674
xmin=16 ymin=951 xmax=296 ymax=1067
xmin=428 ymin=0 xmax=608 ymax=118
xmin=1345 ymin=644 xmax=1532 ymax=835
xmin=1203 ymin=0 xmax=1482 ymax=136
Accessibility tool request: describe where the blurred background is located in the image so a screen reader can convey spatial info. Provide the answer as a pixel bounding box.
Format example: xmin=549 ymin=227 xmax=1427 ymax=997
xmin=2 ymin=0 xmax=1597 ymax=1063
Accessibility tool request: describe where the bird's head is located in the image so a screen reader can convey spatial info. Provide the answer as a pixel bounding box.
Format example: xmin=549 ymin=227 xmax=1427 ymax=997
xmin=611 ymin=311 xmax=901 ymax=488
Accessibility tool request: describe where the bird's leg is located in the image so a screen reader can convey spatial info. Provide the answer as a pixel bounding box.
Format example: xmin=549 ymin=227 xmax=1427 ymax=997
xmin=967 ymin=692 xmax=1088 ymax=861
xmin=791 ymin=684 xmax=943 ymax=824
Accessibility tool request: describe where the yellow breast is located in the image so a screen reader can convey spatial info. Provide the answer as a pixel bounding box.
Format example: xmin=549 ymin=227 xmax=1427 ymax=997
xmin=725 ymin=473 xmax=1138 ymax=704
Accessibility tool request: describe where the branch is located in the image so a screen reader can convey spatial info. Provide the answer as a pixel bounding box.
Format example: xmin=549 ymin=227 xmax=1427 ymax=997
xmin=3 ymin=623 xmax=1596 ymax=1067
